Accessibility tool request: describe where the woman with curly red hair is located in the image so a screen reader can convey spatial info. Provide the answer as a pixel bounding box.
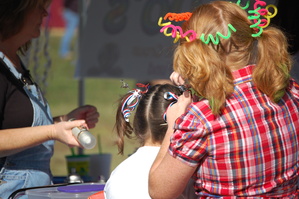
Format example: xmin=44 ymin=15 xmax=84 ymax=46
xmin=149 ymin=1 xmax=299 ymax=198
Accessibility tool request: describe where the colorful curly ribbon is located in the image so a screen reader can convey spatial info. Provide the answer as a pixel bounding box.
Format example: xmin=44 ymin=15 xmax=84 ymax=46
xmin=121 ymin=83 xmax=149 ymax=122
xmin=159 ymin=22 xmax=198 ymax=43
xmin=200 ymin=24 xmax=237 ymax=45
xmin=158 ymin=17 xmax=197 ymax=43
xmin=248 ymin=8 xmax=264 ymax=37
xmin=260 ymin=4 xmax=277 ymax=28
xmin=157 ymin=17 xmax=171 ymax=27
xmin=158 ymin=16 xmax=236 ymax=44
xmin=241 ymin=0 xmax=278 ymax=37
xmin=158 ymin=0 xmax=277 ymax=43
xmin=163 ymin=12 xmax=192 ymax=22
xmin=236 ymin=0 xmax=250 ymax=10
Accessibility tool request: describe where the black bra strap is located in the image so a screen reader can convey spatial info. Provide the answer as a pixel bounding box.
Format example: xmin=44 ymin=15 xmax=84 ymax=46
xmin=0 ymin=58 xmax=31 ymax=88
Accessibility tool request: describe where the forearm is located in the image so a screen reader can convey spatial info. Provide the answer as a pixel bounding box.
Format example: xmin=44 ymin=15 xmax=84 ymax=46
xmin=152 ymin=91 xmax=192 ymax=168
xmin=0 ymin=120 xmax=87 ymax=157
xmin=149 ymin=128 xmax=195 ymax=199
xmin=149 ymin=128 xmax=177 ymax=199
xmin=149 ymin=91 xmax=193 ymax=198
xmin=150 ymin=127 xmax=173 ymax=172
xmin=149 ymin=128 xmax=191 ymax=199
xmin=0 ymin=125 xmax=54 ymax=157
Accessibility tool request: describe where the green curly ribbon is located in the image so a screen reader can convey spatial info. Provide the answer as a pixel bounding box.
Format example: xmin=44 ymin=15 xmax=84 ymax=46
xmin=236 ymin=0 xmax=250 ymax=9
xmin=200 ymin=24 xmax=237 ymax=45
xmin=248 ymin=8 xmax=263 ymax=37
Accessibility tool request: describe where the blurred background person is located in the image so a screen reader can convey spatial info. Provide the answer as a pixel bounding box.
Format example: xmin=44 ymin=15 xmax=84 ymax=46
xmin=59 ymin=0 xmax=79 ymax=59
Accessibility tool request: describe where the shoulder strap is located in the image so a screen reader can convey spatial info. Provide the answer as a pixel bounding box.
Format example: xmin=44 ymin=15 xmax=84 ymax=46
xmin=0 ymin=58 xmax=24 ymax=88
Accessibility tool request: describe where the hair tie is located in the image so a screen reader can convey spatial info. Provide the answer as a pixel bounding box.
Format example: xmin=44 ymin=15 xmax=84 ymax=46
xmin=163 ymin=92 xmax=178 ymax=122
xmin=121 ymin=83 xmax=149 ymax=122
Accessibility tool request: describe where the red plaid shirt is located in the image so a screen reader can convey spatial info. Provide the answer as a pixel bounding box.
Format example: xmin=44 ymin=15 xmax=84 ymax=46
xmin=169 ymin=65 xmax=299 ymax=198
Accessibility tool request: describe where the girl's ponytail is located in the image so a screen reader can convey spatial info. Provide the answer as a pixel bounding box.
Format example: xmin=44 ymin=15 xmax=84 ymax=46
xmin=114 ymin=92 xmax=134 ymax=155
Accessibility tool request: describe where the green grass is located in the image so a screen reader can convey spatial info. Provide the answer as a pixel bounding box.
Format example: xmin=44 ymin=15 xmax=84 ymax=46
xmin=28 ymin=31 xmax=139 ymax=176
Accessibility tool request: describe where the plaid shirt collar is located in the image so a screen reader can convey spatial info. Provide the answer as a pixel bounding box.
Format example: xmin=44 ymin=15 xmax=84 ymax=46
xmin=232 ymin=65 xmax=254 ymax=85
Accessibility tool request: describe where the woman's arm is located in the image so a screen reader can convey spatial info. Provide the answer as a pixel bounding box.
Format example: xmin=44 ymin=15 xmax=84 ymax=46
xmin=149 ymin=151 xmax=196 ymax=199
xmin=0 ymin=120 xmax=86 ymax=157
xmin=149 ymin=91 xmax=195 ymax=199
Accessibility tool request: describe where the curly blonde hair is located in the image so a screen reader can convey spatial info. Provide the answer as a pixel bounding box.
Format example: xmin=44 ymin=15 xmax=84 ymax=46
xmin=173 ymin=1 xmax=292 ymax=115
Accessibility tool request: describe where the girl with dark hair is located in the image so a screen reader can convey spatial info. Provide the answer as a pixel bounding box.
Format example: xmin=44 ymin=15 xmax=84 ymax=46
xmin=104 ymin=84 xmax=195 ymax=199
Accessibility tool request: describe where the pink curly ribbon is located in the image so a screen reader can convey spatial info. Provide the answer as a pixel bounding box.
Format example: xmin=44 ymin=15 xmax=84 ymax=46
xmin=160 ymin=24 xmax=197 ymax=43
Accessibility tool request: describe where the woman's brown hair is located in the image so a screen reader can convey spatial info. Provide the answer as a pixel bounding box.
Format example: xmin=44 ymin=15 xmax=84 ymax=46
xmin=0 ymin=0 xmax=52 ymax=53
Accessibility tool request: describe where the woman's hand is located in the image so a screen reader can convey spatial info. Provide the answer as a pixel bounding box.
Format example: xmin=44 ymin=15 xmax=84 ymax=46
xmin=166 ymin=91 xmax=192 ymax=128
xmin=170 ymin=71 xmax=185 ymax=86
xmin=64 ymin=105 xmax=100 ymax=129
xmin=51 ymin=120 xmax=86 ymax=148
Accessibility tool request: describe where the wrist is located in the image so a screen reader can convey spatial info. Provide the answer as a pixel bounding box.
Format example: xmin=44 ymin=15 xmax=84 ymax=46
xmin=48 ymin=124 xmax=57 ymax=140
xmin=166 ymin=127 xmax=175 ymax=135
xmin=53 ymin=115 xmax=67 ymax=123
xmin=59 ymin=115 xmax=67 ymax=122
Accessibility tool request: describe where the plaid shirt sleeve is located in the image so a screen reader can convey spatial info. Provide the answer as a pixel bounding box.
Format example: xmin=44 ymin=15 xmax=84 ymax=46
xmin=168 ymin=102 xmax=210 ymax=167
